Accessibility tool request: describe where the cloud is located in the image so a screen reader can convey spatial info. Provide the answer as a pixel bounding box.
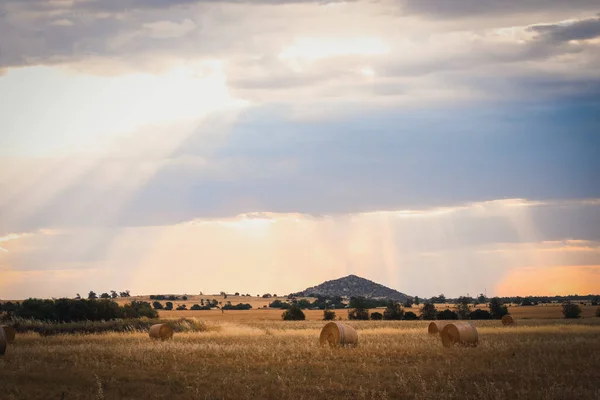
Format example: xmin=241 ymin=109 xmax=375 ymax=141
xmin=528 ymin=16 xmax=600 ymax=42
xmin=2 ymin=198 xmax=600 ymax=299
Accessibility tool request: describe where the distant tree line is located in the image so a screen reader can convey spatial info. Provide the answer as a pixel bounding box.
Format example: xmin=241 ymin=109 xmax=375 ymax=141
xmin=0 ymin=298 xmax=157 ymax=322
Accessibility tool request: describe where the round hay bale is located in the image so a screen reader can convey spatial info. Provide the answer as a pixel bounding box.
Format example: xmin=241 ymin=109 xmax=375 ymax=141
xmin=0 ymin=326 xmax=6 ymax=356
xmin=149 ymin=324 xmax=174 ymax=341
xmin=501 ymin=315 xmax=515 ymax=326
xmin=319 ymin=322 xmax=358 ymax=347
xmin=440 ymin=322 xmax=478 ymax=347
xmin=428 ymin=321 xmax=449 ymax=334
xmin=1 ymin=325 xmax=16 ymax=343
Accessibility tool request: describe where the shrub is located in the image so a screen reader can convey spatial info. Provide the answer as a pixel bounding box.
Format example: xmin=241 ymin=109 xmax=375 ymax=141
xmin=164 ymin=302 xmax=173 ymax=311
xmin=370 ymin=312 xmax=383 ymax=320
xmin=420 ymin=302 xmax=437 ymax=320
xmin=323 ymin=309 xmax=336 ymax=321
xmin=348 ymin=296 xmax=369 ymax=320
xmin=152 ymin=301 xmax=163 ymax=310
xmin=383 ymin=300 xmax=404 ymax=320
xmin=562 ymin=301 xmax=581 ymax=319
xmin=469 ymin=309 xmax=492 ymax=320
xmin=222 ymin=303 xmax=252 ymax=310
xmin=489 ymin=297 xmax=509 ymax=319
xmin=269 ymin=300 xmax=291 ymax=309
xmin=348 ymin=308 xmax=369 ymax=320
xmin=176 ymin=304 xmax=188 ymax=311
xmin=437 ymin=309 xmax=458 ymax=320
xmin=282 ymin=304 xmax=305 ymax=321
xmin=404 ymin=311 xmax=418 ymax=320
xmin=123 ymin=301 xmax=159 ymax=318
xmin=182 ymin=295 xmax=188 ymax=300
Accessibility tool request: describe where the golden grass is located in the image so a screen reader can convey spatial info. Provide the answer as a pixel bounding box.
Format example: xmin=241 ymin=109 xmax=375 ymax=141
xmin=1 ymin=319 xmax=599 ymax=399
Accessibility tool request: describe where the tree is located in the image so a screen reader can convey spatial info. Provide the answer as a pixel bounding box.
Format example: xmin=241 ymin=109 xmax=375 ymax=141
xmin=164 ymin=301 xmax=173 ymax=311
xmin=469 ymin=309 xmax=492 ymax=320
xmin=100 ymin=293 xmax=110 ymax=299
xmin=489 ymin=297 xmax=509 ymax=319
xmin=262 ymin=293 xmax=272 ymax=298
xmin=182 ymin=295 xmax=188 ymax=301
xmin=383 ymin=300 xmax=404 ymax=320
xmin=420 ymin=302 xmax=437 ymax=320
xmin=348 ymin=296 xmax=369 ymax=320
xmin=370 ymin=312 xmax=383 ymax=320
xmin=282 ymin=303 xmax=305 ymax=320
xmin=414 ymin=296 xmax=420 ymax=306
xmin=404 ymin=311 xmax=418 ymax=320
xmin=323 ymin=309 xmax=336 ymax=321
xmin=437 ymin=309 xmax=458 ymax=320
xmin=562 ymin=301 xmax=581 ymax=319
xmin=235 ymin=292 xmax=240 ymax=296
xmin=478 ymin=293 xmax=487 ymax=304
xmin=88 ymin=291 xmax=97 ymax=300
xmin=110 ymin=291 xmax=118 ymax=299
xmin=176 ymin=304 xmax=188 ymax=311
xmin=455 ymin=296 xmax=472 ymax=319
xmin=404 ymin=298 xmax=414 ymax=308
xmin=75 ymin=293 xmax=81 ymax=300
xmin=431 ymin=294 xmax=446 ymax=304
xmin=152 ymin=301 xmax=163 ymax=310
xmin=120 ymin=290 xmax=131 ymax=298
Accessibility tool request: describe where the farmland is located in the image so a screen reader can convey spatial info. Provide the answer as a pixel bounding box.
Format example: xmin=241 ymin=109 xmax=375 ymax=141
xmin=1 ymin=319 xmax=600 ymax=399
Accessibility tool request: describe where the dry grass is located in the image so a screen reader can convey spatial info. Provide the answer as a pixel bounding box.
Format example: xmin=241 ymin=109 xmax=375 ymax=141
xmin=1 ymin=319 xmax=599 ymax=399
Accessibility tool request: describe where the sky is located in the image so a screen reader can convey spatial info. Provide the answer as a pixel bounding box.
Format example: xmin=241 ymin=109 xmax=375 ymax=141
xmin=1 ymin=0 xmax=599 ymax=300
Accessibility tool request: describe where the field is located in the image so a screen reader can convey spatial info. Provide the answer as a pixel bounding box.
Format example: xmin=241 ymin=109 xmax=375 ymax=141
xmin=2 ymin=319 xmax=600 ymax=400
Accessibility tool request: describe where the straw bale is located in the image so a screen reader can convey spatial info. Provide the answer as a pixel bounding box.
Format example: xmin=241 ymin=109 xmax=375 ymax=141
xmin=0 ymin=325 xmax=16 ymax=343
xmin=428 ymin=321 xmax=449 ymax=334
xmin=502 ymin=315 xmax=515 ymax=326
xmin=440 ymin=322 xmax=478 ymax=347
xmin=149 ymin=323 xmax=174 ymax=341
xmin=319 ymin=322 xmax=358 ymax=347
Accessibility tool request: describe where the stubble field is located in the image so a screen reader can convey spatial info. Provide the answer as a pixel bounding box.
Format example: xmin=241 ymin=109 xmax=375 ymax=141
xmin=1 ymin=319 xmax=599 ymax=400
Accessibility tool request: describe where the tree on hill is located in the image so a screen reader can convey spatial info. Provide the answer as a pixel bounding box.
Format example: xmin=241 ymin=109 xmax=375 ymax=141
xmin=100 ymin=293 xmax=110 ymax=299
xmin=110 ymin=291 xmax=118 ymax=299
xmin=88 ymin=291 xmax=97 ymax=300
xmin=414 ymin=296 xmax=420 ymax=306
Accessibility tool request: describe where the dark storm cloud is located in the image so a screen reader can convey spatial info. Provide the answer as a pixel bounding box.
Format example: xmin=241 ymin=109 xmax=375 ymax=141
xmin=399 ymin=0 xmax=599 ymax=18
xmin=528 ymin=16 xmax=600 ymax=42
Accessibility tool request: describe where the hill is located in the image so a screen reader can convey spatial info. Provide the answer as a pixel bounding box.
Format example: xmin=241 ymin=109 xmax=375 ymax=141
xmin=292 ymin=274 xmax=409 ymax=301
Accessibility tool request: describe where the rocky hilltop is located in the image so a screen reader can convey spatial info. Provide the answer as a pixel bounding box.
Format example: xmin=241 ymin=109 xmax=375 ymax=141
xmin=293 ymin=274 xmax=409 ymax=301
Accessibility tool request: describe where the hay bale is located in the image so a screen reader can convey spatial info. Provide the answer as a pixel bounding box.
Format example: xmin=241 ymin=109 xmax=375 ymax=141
xmin=428 ymin=321 xmax=449 ymax=334
xmin=149 ymin=324 xmax=174 ymax=341
xmin=502 ymin=315 xmax=515 ymax=326
xmin=440 ymin=322 xmax=478 ymax=347
xmin=319 ymin=322 xmax=358 ymax=347
xmin=0 ymin=327 xmax=6 ymax=356
xmin=0 ymin=325 xmax=16 ymax=343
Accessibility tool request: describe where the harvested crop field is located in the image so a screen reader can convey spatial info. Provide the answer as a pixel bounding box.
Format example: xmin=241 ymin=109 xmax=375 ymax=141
xmin=1 ymin=319 xmax=599 ymax=400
